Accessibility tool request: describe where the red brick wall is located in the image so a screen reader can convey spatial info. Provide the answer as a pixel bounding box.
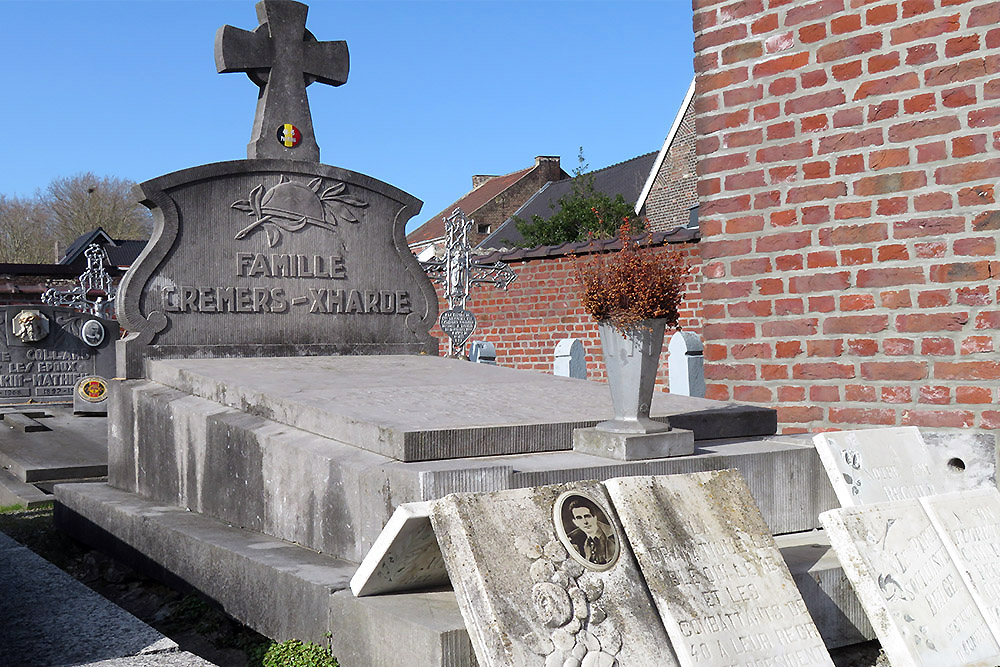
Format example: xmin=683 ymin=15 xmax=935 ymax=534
xmin=693 ymin=0 xmax=1000 ymax=434
xmin=646 ymin=100 xmax=700 ymax=232
xmin=429 ymin=242 xmax=703 ymax=390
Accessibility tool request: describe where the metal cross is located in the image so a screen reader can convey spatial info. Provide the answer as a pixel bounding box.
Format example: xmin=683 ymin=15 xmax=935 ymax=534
xmin=215 ymin=0 xmax=349 ymax=162
xmin=42 ymin=244 xmax=117 ymax=318
xmin=420 ymin=208 xmax=517 ymax=357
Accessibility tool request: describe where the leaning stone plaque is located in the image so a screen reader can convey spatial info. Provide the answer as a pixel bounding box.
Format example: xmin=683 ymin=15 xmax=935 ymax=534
xmin=922 ymin=489 xmax=1000 ymax=640
xmin=821 ymin=501 xmax=1000 ymax=666
xmin=813 ymin=426 xmax=988 ymax=507
xmin=350 ymin=501 xmax=448 ymax=597
xmin=116 ymin=0 xmax=438 ymax=377
xmin=0 ymin=306 xmax=116 ymax=405
xmin=606 ymin=471 xmax=832 ymax=667
xmin=430 ymin=482 xmax=677 ymax=667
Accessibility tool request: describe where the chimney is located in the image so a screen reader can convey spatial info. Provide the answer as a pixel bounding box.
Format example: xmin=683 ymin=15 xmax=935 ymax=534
xmin=472 ymin=175 xmax=496 ymax=189
xmin=534 ymin=155 xmax=562 ymax=179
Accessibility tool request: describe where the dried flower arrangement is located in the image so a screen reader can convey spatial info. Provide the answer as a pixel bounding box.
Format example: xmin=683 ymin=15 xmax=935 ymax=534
xmin=574 ymin=217 xmax=690 ymax=332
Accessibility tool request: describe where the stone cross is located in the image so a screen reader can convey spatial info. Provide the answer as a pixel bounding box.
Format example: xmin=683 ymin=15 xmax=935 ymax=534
xmin=215 ymin=0 xmax=349 ymax=162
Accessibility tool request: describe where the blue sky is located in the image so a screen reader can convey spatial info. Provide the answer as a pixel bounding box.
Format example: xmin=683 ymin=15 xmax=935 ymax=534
xmin=1 ymin=1 xmax=694 ymax=233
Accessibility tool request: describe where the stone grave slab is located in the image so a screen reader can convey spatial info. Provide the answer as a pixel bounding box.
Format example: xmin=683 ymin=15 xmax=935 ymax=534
xmin=820 ymin=501 xmax=1000 ymax=665
xmin=813 ymin=426 xmax=990 ymax=507
xmin=0 ymin=306 xmax=115 ymax=405
xmin=0 ymin=406 xmax=108 ymax=483
xmin=430 ymin=481 xmax=678 ymax=666
xmin=351 ymin=501 xmax=449 ymax=597
xmin=922 ymin=489 xmax=1000 ymax=639
xmin=145 ymin=354 xmax=776 ymax=461
xmin=606 ymin=470 xmax=832 ymax=667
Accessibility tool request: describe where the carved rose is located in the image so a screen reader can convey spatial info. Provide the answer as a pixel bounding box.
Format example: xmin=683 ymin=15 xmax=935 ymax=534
xmin=532 ymin=582 xmax=572 ymax=628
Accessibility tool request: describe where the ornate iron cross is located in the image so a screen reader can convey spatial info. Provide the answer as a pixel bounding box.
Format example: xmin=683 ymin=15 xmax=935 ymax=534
xmin=421 ymin=209 xmax=517 ymax=357
xmin=42 ymin=244 xmax=117 ymax=318
xmin=215 ymin=0 xmax=349 ymax=162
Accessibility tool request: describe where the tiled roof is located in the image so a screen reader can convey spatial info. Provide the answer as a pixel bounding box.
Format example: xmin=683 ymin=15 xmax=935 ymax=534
xmin=475 ymin=225 xmax=699 ymax=264
xmin=480 ymin=151 xmax=659 ymax=249
xmin=406 ymin=166 xmax=533 ymax=245
xmin=61 ymin=228 xmax=147 ymax=269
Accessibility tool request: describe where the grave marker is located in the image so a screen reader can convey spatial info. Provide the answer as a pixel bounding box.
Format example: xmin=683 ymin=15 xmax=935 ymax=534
xmin=430 ymin=481 xmax=677 ymax=666
xmin=606 ymin=470 xmax=832 ymax=667
xmin=821 ymin=499 xmax=1000 ymax=666
xmin=0 ymin=306 xmax=115 ymax=405
xmin=813 ymin=426 xmax=989 ymax=507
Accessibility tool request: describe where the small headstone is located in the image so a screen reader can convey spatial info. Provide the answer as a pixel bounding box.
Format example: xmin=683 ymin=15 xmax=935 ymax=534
xmin=813 ymin=426 xmax=988 ymax=507
xmin=468 ymin=340 xmax=496 ymax=365
xmin=430 ymin=481 xmax=677 ymax=666
xmin=820 ymin=499 xmax=1000 ymax=665
xmin=606 ymin=470 xmax=833 ymax=667
xmin=350 ymin=501 xmax=448 ymax=597
xmin=553 ymin=338 xmax=586 ymax=379
xmin=0 ymin=306 xmax=116 ymax=405
xmin=667 ymin=331 xmax=704 ymax=397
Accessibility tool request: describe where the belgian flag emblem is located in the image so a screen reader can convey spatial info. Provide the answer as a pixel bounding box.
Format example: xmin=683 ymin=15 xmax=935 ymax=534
xmin=276 ymin=123 xmax=302 ymax=148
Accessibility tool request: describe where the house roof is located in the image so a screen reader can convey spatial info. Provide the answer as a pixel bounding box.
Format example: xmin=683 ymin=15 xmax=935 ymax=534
xmin=406 ymin=166 xmax=534 ymax=245
xmin=635 ymin=77 xmax=696 ymax=215
xmin=480 ymin=151 xmax=659 ymax=249
xmin=475 ymin=225 xmax=699 ymax=264
xmin=60 ymin=227 xmax=147 ymax=269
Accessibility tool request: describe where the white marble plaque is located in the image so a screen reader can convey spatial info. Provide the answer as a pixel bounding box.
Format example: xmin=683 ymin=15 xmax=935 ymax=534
xmin=350 ymin=501 xmax=448 ymax=597
xmin=813 ymin=426 xmax=986 ymax=507
xmin=431 ymin=482 xmax=677 ymax=667
xmin=922 ymin=488 xmax=1000 ymax=640
xmin=820 ymin=501 xmax=1000 ymax=666
xmin=607 ymin=470 xmax=832 ymax=667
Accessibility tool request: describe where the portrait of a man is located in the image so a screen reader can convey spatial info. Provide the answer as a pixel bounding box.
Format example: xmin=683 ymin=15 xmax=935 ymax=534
xmin=555 ymin=492 xmax=619 ymax=569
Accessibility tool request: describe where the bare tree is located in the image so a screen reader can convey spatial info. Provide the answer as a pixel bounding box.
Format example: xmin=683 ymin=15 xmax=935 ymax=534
xmin=0 ymin=194 xmax=55 ymax=263
xmin=44 ymin=173 xmax=152 ymax=246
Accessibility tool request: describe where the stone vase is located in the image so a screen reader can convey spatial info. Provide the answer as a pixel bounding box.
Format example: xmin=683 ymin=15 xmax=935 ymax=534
xmin=596 ymin=318 xmax=671 ymax=434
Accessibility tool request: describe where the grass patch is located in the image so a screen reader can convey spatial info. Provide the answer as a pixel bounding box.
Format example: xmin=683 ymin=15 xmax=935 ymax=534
xmin=259 ymin=639 xmax=338 ymax=667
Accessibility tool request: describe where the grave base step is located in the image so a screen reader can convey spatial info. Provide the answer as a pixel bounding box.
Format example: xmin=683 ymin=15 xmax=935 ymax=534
xmin=0 ymin=467 xmax=52 ymax=509
xmin=56 ymin=482 xmax=874 ymax=666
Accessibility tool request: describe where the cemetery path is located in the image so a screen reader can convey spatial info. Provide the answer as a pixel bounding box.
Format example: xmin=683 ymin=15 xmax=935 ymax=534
xmin=0 ymin=505 xmax=267 ymax=667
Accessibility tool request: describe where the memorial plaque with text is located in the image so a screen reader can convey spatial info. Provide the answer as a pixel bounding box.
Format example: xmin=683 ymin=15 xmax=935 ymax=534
xmin=813 ymin=427 xmax=986 ymax=507
xmin=821 ymin=501 xmax=1000 ymax=666
xmin=923 ymin=489 xmax=1000 ymax=640
xmin=0 ymin=306 xmax=116 ymax=405
xmin=116 ymin=160 xmax=439 ymax=377
xmin=430 ymin=482 xmax=677 ymax=667
xmin=606 ymin=470 xmax=832 ymax=667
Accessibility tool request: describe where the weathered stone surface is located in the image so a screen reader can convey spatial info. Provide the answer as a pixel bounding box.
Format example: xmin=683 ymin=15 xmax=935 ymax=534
xmin=117 ymin=160 xmax=437 ymax=377
xmin=820 ymin=500 xmax=1000 ymax=665
xmin=3 ymin=412 xmax=48 ymax=432
xmin=0 ymin=306 xmax=115 ymax=404
xmin=145 ymin=355 xmax=776 ymax=461
xmin=351 ymin=501 xmax=448 ymax=596
xmin=606 ymin=471 xmax=833 ymax=666
xmin=55 ymin=482 xmax=356 ymax=645
xmin=813 ymin=426 xmax=991 ymax=507
xmin=0 ymin=406 xmax=108 ymax=483
xmin=922 ymin=489 xmax=1000 ymax=639
xmin=573 ymin=426 xmax=694 ymax=460
xmin=431 ymin=481 xmax=678 ymax=666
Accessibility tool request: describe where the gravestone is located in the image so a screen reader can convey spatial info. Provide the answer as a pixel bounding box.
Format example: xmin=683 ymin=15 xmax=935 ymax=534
xmin=606 ymin=470 xmax=832 ymax=667
xmin=115 ymin=1 xmax=438 ymax=377
xmin=813 ymin=426 xmax=992 ymax=507
xmin=430 ymin=481 xmax=677 ymax=666
xmin=0 ymin=306 xmax=115 ymax=405
xmin=821 ymin=498 xmax=1000 ymax=665
xmin=667 ymin=331 xmax=704 ymax=398
xmin=554 ymin=338 xmax=586 ymax=379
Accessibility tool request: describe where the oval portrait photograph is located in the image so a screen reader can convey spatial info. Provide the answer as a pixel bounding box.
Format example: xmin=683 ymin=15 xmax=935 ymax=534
xmin=553 ymin=490 xmax=620 ymax=572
